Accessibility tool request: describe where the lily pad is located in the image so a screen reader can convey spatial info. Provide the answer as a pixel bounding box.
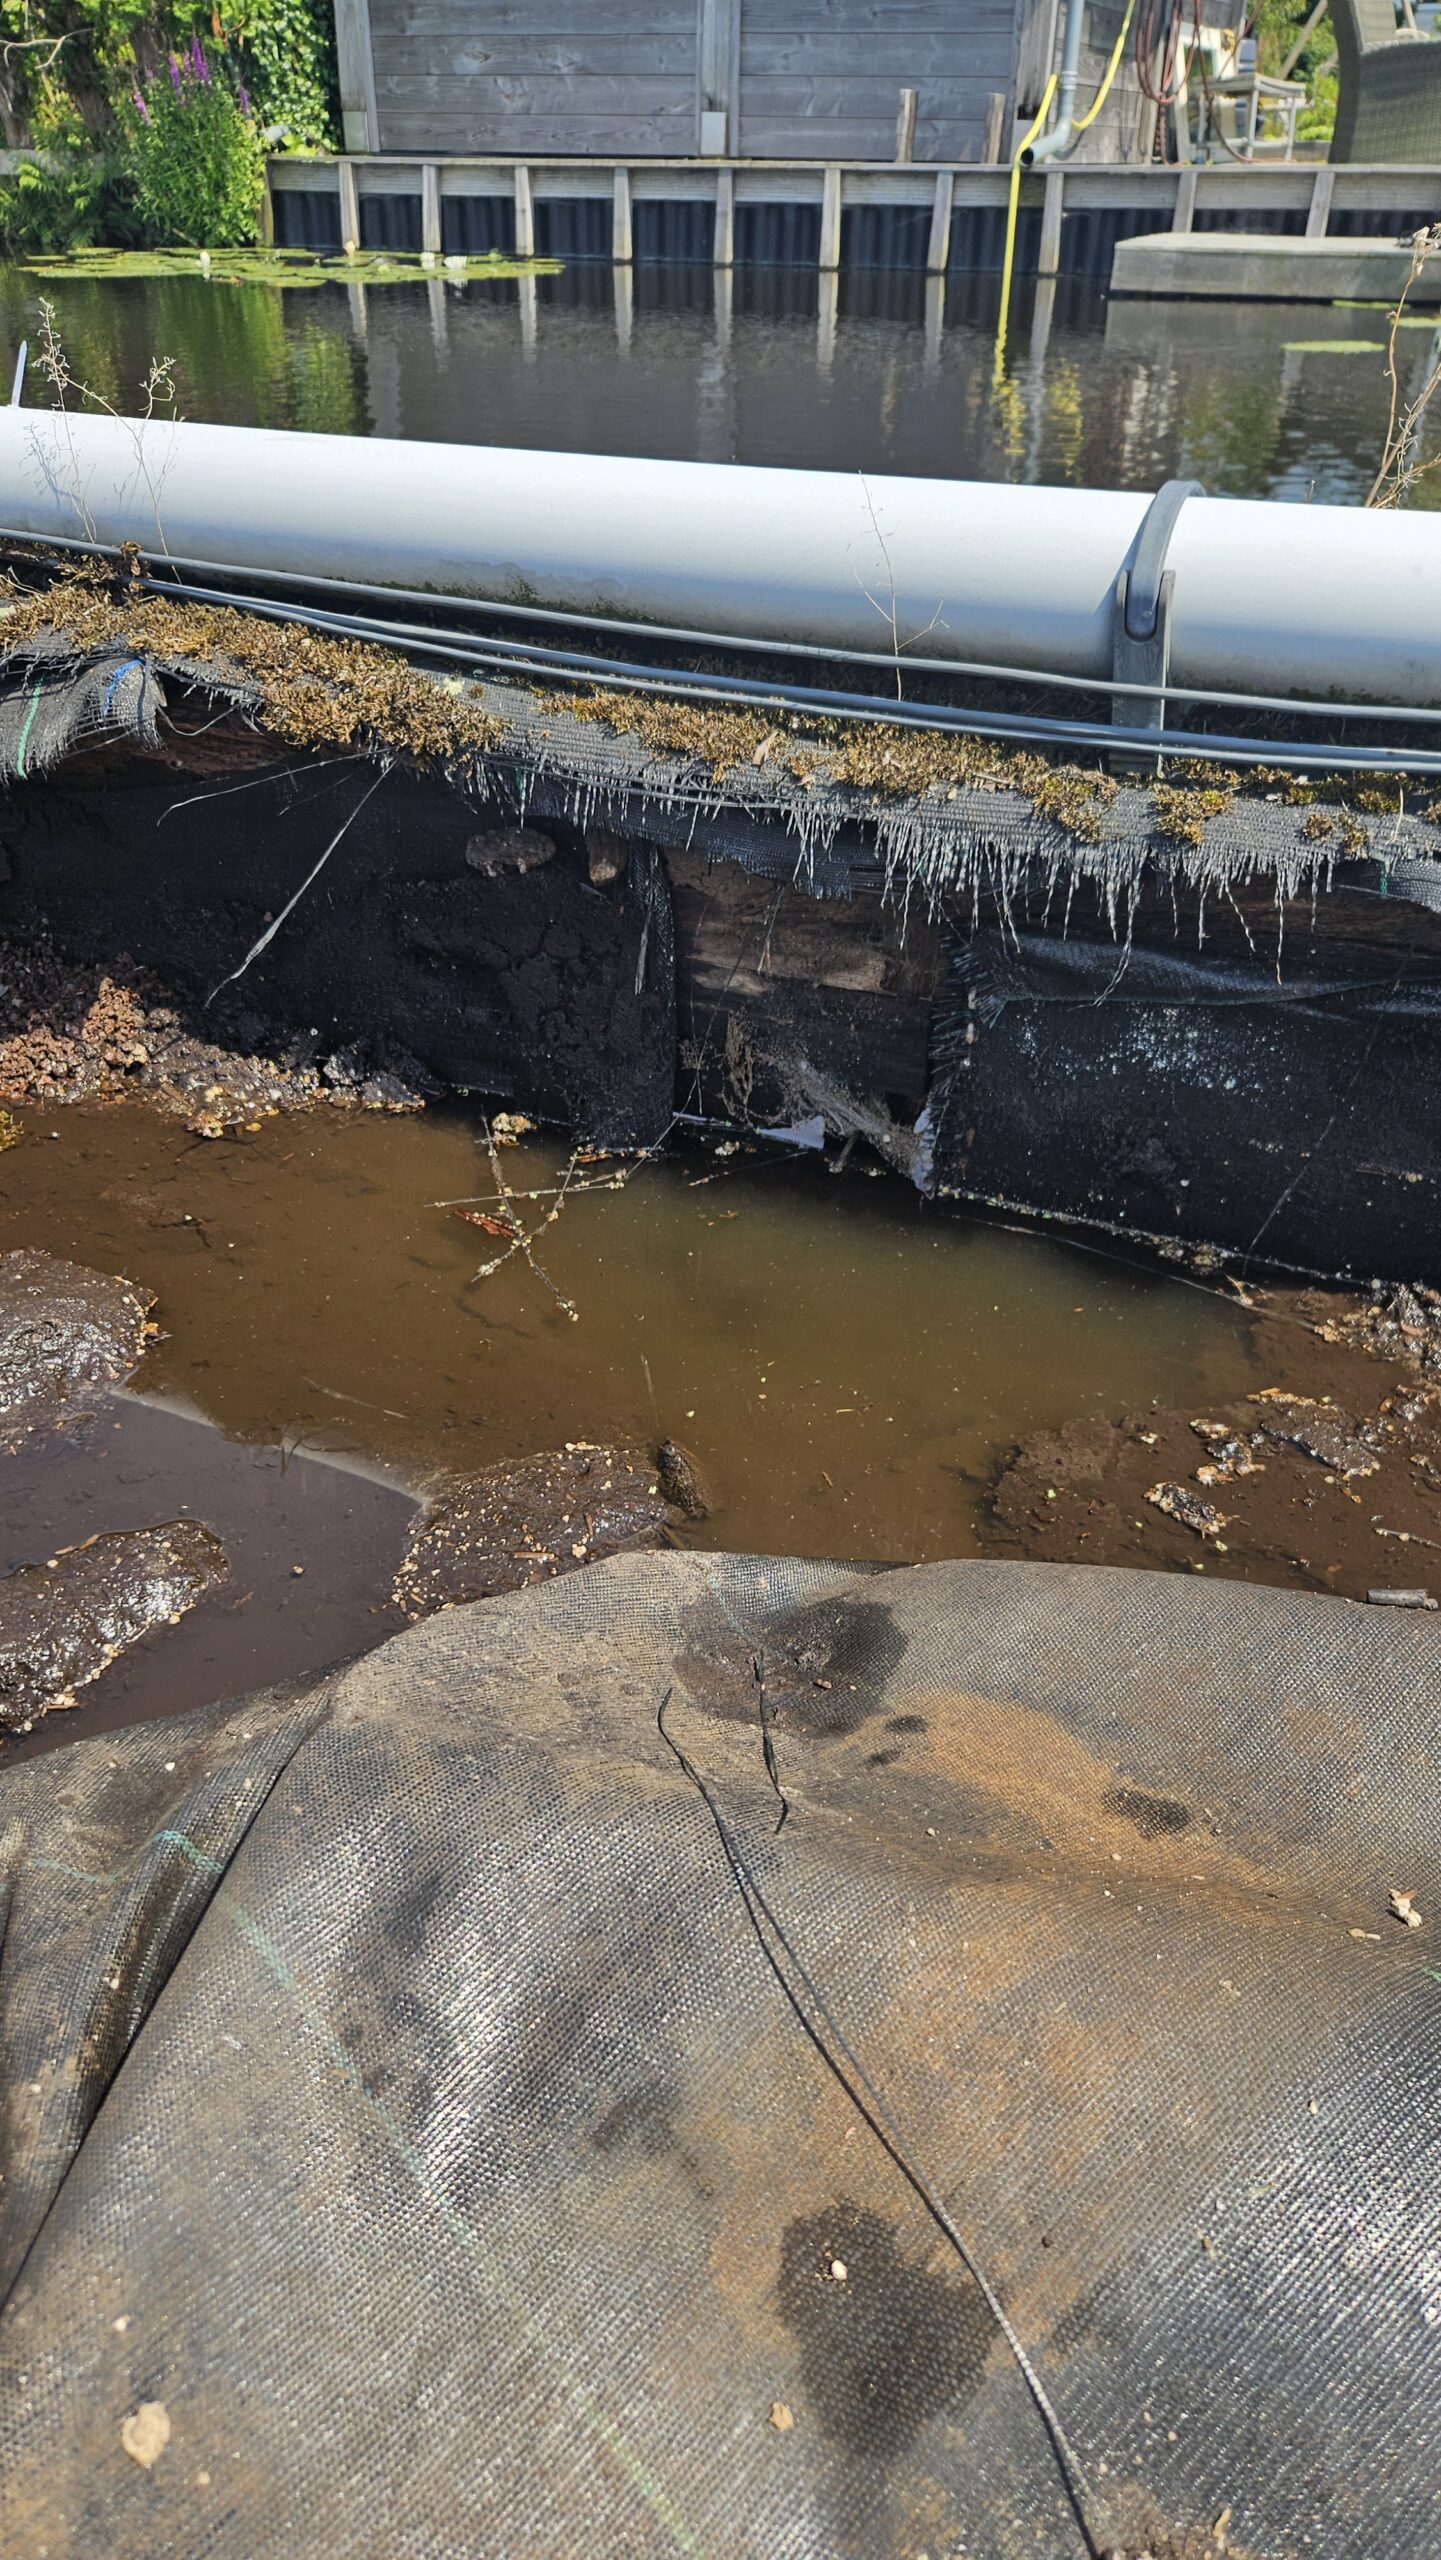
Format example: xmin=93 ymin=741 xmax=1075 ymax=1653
xmin=1334 ymin=302 xmax=1441 ymax=325
xmin=20 ymin=246 xmax=562 ymax=288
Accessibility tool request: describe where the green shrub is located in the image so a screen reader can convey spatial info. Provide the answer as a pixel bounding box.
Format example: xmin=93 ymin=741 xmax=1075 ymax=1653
xmin=0 ymin=82 xmax=119 ymax=253
xmin=123 ymin=37 xmax=266 ymax=245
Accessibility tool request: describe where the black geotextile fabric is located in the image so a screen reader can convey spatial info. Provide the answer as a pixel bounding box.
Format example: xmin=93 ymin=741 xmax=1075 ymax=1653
xmin=2 ymin=1553 xmax=1439 ymax=2560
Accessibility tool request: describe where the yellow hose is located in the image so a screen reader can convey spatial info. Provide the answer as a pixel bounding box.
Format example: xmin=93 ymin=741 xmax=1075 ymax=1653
xmin=1072 ymin=0 xmax=1139 ymax=132
xmin=994 ymin=74 xmax=1056 ymax=375
xmin=993 ymin=0 xmax=1137 ymax=371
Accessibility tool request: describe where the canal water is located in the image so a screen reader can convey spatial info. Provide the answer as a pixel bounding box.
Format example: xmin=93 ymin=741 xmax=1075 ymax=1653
xmin=1 ymin=259 xmax=1434 ymax=502
xmin=0 ymin=256 xmax=1418 ymax=1748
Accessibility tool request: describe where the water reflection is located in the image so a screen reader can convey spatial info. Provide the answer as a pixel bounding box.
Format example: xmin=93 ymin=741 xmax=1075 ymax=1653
xmin=0 ymin=258 xmax=1433 ymax=503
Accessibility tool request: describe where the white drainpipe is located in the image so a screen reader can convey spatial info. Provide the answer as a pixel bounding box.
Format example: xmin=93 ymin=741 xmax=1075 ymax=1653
xmin=0 ymin=409 xmax=1437 ymax=707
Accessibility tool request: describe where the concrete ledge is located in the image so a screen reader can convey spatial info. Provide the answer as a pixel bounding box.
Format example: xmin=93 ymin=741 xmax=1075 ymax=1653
xmin=1111 ymin=228 xmax=1441 ymax=303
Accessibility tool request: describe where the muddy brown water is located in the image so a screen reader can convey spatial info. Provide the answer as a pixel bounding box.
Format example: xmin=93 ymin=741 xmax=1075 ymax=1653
xmin=0 ymin=1097 xmax=1287 ymax=1752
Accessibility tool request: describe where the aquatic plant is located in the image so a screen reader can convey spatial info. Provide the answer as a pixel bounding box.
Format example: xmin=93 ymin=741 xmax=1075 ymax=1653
xmin=0 ymin=563 xmax=508 ymax=767
xmin=21 ymin=243 xmax=562 ymax=285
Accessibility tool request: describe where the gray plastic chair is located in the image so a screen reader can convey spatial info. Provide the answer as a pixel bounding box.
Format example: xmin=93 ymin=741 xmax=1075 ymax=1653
xmin=1331 ymin=0 xmax=1441 ymax=160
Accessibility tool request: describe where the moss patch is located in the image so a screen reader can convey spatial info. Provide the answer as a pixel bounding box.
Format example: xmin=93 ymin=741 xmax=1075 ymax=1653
xmin=0 ymin=564 xmax=503 ymax=768
xmin=567 ymin=686 xmax=1122 ymax=837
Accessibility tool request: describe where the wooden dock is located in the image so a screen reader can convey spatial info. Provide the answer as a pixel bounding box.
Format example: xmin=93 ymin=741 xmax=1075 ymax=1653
xmin=267 ymin=153 xmax=1441 ymax=279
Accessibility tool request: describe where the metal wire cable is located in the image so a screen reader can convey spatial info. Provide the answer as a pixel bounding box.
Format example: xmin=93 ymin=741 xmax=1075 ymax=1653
xmin=6 ymin=517 xmax=1441 ymax=729
xmin=112 ymin=567 xmax=1441 ymax=781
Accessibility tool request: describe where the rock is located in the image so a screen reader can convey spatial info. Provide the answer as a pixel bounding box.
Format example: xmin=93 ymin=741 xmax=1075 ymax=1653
xmin=1247 ymin=1391 xmax=1379 ymax=1479
xmin=584 ymin=825 xmax=631 ymax=885
xmin=465 ymin=826 xmax=556 ymax=877
xmin=1145 ymin=1483 xmax=1230 ymax=1540
xmin=0 ymin=1248 xmax=152 ymax=1450
xmin=656 ymin=1438 xmax=713 ymax=1521
xmin=394 ymin=1443 xmax=676 ymax=1618
xmin=0 ymin=1520 xmax=228 ymax=1731
xmin=120 ymin=2402 xmax=171 ymax=2469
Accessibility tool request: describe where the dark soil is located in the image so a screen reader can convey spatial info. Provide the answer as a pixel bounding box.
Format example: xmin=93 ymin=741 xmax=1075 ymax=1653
xmin=393 ymin=1442 xmax=679 ymax=1616
xmin=0 ymin=1518 xmax=227 ymax=1732
xmin=0 ymin=934 xmax=433 ymax=1131
xmin=0 ymin=1244 xmax=152 ymax=1447
xmin=989 ymin=1282 xmax=1441 ymax=1603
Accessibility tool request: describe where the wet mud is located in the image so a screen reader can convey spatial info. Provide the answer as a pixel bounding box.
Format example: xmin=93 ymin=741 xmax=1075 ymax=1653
xmin=0 ymin=1243 xmax=151 ymax=1445
xmin=393 ymin=1442 xmax=679 ymax=1615
xmin=0 ymin=1518 xmax=226 ymax=1732
xmin=990 ymin=1284 xmax=1441 ymax=1602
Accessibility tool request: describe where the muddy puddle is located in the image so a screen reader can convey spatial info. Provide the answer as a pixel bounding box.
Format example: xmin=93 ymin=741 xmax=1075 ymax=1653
xmin=0 ymin=1097 xmax=1261 ymax=1530
xmin=0 ymin=1390 xmax=411 ymax=1761
xmin=3 ymin=1097 xmax=1436 ymax=1758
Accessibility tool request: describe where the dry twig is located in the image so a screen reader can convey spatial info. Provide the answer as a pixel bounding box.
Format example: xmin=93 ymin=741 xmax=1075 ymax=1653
xmin=1366 ymin=227 xmax=1441 ymax=510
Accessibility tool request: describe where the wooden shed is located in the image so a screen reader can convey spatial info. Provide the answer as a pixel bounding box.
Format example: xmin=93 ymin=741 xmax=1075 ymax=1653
xmin=333 ymin=0 xmax=1152 ymax=167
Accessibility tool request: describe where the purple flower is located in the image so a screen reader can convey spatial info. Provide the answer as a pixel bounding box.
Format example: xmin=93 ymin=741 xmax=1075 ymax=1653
xmin=167 ymin=53 xmax=181 ymax=88
xmin=237 ymin=80 xmax=250 ymax=113
xmin=190 ymin=34 xmax=210 ymax=81
xmin=132 ymin=86 xmax=151 ymax=123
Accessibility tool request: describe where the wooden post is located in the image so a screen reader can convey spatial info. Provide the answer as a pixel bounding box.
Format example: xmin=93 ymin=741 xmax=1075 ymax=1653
xmin=613 ymin=166 xmax=633 ymax=264
xmin=422 ymin=161 xmax=441 ymax=257
xmin=1038 ymin=167 xmax=1065 ymax=275
xmin=338 ymin=157 xmax=360 ymax=255
xmin=259 ymin=162 xmax=275 ymax=249
xmin=819 ymin=165 xmax=842 ymax=271
xmin=698 ymin=0 xmax=739 ymax=159
xmin=1029 ymin=274 xmax=1057 ymax=367
xmin=1305 ymin=165 xmax=1335 ymax=238
xmin=926 ymin=168 xmax=954 ymax=273
xmin=1172 ymin=68 xmax=1193 ymax=162
xmin=818 ymin=267 xmax=838 ymax=371
xmin=982 ymin=93 xmax=1006 ymax=164
xmin=513 ymin=164 xmax=535 ymax=258
xmin=1174 ymin=165 xmax=1198 ymax=232
xmin=333 ymin=0 xmax=378 ymax=153
xmin=713 ymin=165 xmax=735 ymax=266
xmin=895 ymin=88 xmax=917 ymax=162
xmin=923 ymin=271 xmax=945 ymax=371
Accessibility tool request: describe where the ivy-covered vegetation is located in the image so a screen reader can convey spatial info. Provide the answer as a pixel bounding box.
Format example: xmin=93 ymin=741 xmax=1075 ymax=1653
xmin=0 ymin=0 xmax=337 ymax=251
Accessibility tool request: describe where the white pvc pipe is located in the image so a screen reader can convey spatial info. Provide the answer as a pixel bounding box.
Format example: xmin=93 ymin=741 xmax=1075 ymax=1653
xmin=0 ymin=407 xmax=1437 ymax=707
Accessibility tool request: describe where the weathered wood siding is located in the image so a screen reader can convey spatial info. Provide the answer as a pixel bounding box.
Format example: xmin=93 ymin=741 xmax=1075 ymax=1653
xmin=735 ymin=0 xmax=1014 ymax=162
xmin=360 ymin=0 xmax=1032 ymax=159
xmin=368 ymin=0 xmax=702 ymax=156
xmin=357 ymin=0 xmax=1153 ymax=164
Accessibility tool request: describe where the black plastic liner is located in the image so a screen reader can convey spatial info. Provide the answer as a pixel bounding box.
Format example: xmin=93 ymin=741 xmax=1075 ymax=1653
xmin=930 ymin=869 xmax=1441 ymax=1275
